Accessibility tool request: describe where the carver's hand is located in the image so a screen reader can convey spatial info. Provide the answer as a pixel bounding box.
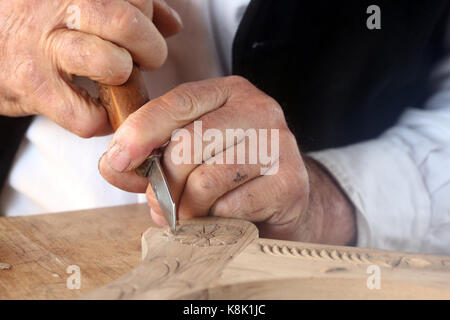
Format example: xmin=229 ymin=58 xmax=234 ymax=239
xmin=99 ymin=76 xmax=356 ymax=245
xmin=0 ymin=0 xmax=182 ymax=137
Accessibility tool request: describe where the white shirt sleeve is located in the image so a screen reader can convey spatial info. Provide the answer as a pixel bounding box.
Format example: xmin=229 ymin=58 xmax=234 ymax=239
xmin=309 ymin=52 xmax=450 ymax=255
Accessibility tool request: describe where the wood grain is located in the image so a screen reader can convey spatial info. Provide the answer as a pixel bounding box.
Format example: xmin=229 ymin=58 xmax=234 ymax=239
xmin=1 ymin=203 xmax=450 ymax=299
xmin=83 ymin=218 xmax=258 ymax=299
xmin=215 ymin=238 xmax=450 ymax=299
xmin=0 ymin=204 xmax=152 ymax=299
xmin=97 ymin=65 xmax=149 ymax=130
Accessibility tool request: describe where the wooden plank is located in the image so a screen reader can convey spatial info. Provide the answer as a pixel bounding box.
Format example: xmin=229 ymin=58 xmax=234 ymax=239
xmin=215 ymin=238 xmax=450 ymax=299
xmin=1 ymin=203 xmax=450 ymax=299
xmin=0 ymin=204 xmax=153 ymax=299
xmin=84 ymin=218 xmax=258 ymax=299
xmin=83 ymin=221 xmax=450 ymax=300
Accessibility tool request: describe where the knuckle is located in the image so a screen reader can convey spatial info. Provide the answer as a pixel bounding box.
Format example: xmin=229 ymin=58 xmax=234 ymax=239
xmin=214 ymin=188 xmax=251 ymax=219
xmin=280 ymin=128 xmax=298 ymax=146
xmin=261 ymin=98 xmax=285 ymax=123
xmin=111 ymin=6 xmax=139 ymax=38
xmin=152 ymin=41 xmax=168 ymax=69
xmin=270 ymin=175 xmax=292 ymax=203
xmin=96 ymin=49 xmax=132 ymax=84
xmin=278 ymin=129 xmax=302 ymax=164
xmin=142 ymin=40 xmax=167 ymax=70
xmin=121 ymin=109 xmax=147 ymax=139
xmin=260 ymin=204 xmax=285 ymax=225
xmin=55 ymin=102 xmax=98 ymax=138
xmin=109 ymin=66 xmax=131 ymax=84
xmin=138 ymin=36 xmax=167 ymax=70
xmin=70 ymin=118 xmax=98 ymax=138
xmin=117 ymin=107 xmax=158 ymax=155
xmin=55 ymin=102 xmax=77 ymax=131
xmin=188 ymin=168 xmax=220 ymax=199
xmin=244 ymin=206 xmax=267 ymax=222
xmin=184 ymin=113 xmax=215 ymax=137
xmin=224 ymin=196 xmax=246 ymax=218
xmin=13 ymin=59 xmax=41 ymax=90
xmin=74 ymin=126 xmax=97 ymax=138
xmin=287 ymin=169 xmax=304 ymax=193
xmin=211 ymin=199 xmax=230 ymax=217
xmin=226 ymin=75 xmax=249 ymax=86
xmin=62 ymin=33 xmax=90 ymax=70
xmin=159 ymin=84 xmax=198 ymax=121
xmin=279 ymin=164 xmax=306 ymax=199
xmin=225 ymin=75 xmax=252 ymax=97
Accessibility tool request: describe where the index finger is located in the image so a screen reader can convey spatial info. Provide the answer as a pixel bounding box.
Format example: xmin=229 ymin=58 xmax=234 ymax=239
xmin=105 ymin=77 xmax=242 ymax=173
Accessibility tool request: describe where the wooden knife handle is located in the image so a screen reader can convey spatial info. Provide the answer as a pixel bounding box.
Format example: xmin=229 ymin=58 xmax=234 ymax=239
xmin=97 ymin=65 xmax=149 ymax=131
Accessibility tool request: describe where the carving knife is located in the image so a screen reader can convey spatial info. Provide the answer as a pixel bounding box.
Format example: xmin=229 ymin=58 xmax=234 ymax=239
xmin=97 ymin=66 xmax=177 ymax=233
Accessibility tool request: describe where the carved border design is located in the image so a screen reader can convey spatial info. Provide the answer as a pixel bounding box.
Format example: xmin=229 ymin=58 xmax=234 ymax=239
xmin=260 ymin=243 xmax=387 ymax=266
xmin=258 ymin=243 xmax=450 ymax=270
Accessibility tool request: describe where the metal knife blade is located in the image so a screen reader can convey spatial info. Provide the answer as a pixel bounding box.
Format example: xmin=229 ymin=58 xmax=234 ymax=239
xmin=136 ymin=150 xmax=177 ymax=233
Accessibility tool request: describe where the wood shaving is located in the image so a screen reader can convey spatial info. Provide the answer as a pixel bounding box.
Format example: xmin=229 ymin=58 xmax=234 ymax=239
xmin=0 ymin=263 xmax=11 ymax=270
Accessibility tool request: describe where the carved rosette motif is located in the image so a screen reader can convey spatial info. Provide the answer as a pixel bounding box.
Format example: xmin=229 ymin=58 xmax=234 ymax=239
xmin=163 ymin=224 xmax=243 ymax=247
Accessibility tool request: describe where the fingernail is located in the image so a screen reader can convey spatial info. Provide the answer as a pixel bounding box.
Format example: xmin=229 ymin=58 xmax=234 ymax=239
xmin=98 ymin=152 xmax=107 ymax=173
xmin=159 ymin=0 xmax=183 ymax=28
xmin=170 ymin=7 xmax=183 ymax=28
xmin=107 ymin=144 xmax=131 ymax=172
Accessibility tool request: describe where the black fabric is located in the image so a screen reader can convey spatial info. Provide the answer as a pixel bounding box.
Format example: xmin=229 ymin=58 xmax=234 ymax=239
xmin=233 ymin=0 xmax=449 ymax=151
xmin=0 ymin=116 xmax=32 ymax=192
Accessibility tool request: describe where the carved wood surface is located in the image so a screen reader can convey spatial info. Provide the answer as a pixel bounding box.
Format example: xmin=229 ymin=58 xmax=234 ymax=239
xmin=83 ymin=218 xmax=258 ymax=299
xmin=216 ymin=239 xmax=450 ymax=299
xmin=0 ymin=204 xmax=152 ymax=299
xmin=257 ymin=241 xmax=450 ymax=270
xmin=84 ymin=219 xmax=450 ymax=300
xmin=1 ymin=203 xmax=450 ymax=299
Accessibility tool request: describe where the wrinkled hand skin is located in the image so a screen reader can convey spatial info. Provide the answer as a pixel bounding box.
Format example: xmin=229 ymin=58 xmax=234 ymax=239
xmin=0 ymin=0 xmax=182 ymax=137
xmin=99 ymin=76 xmax=357 ymax=245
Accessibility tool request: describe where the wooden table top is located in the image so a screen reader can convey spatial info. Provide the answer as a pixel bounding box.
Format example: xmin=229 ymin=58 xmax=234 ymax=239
xmin=2 ymin=203 xmax=450 ymax=299
xmin=0 ymin=204 xmax=153 ymax=299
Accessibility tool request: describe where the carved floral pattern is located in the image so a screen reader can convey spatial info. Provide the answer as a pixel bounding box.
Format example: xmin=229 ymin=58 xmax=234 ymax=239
xmin=163 ymin=224 xmax=243 ymax=247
